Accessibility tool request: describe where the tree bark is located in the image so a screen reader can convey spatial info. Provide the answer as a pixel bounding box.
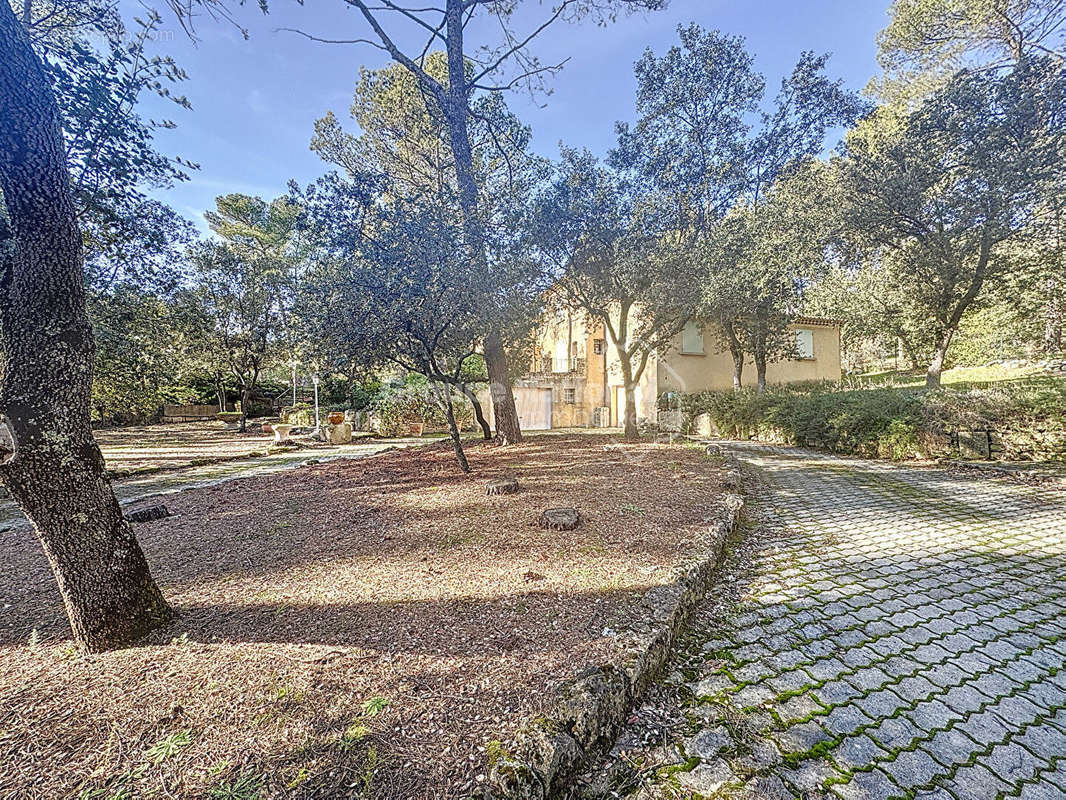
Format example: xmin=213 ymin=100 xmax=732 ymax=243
xmin=754 ymin=350 xmax=768 ymax=394
xmin=926 ymin=329 xmax=955 ymax=389
xmin=482 ymin=330 xmax=521 ymax=444
xmin=720 ymin=318 xmax=745 ymax=390
xmin=439 ymin=383 xmax=470 ymax=472
xmin=0 ymin=2 xmax=170 ymax=651
xmin=238 ymin=384 xmax=250 ymax=432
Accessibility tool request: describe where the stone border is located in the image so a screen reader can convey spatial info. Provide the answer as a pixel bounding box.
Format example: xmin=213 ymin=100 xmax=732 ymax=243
xmin=486 ymin=443 xmax=745 ymax=799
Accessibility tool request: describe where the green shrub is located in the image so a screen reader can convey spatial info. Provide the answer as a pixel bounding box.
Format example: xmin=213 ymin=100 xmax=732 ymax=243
xmin=675 ymin=378 xmax=1066 ymax=462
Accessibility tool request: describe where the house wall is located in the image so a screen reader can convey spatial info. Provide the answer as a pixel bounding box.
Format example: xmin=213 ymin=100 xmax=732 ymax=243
xmin=657 ymin=322 xmax=841 ymax=395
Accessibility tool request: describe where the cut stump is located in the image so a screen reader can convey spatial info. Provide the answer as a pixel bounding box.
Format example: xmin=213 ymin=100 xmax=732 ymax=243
xmin=125 ymin=504 xmax=170 ymax=524
xmin=540 ymin=507 xmax=581 ymax=531
xmin=486 ymin=477 xmax=519 ymax=496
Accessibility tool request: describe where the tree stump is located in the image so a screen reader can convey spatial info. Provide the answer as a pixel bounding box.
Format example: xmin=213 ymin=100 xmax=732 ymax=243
xmin=486 ymin=477 xmax=519 ymax=496
xmin=540 ymin=507 xmax=580 ymax=531
xmin=125 ymin=504 xmax=170 ymax=524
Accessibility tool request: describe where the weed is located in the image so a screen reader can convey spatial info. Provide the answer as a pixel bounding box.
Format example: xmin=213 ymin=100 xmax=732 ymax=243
xmin=145 ymin=730 xmax=193 ymax=764
xmin=209 ymin=773 xmax=262 ymax=800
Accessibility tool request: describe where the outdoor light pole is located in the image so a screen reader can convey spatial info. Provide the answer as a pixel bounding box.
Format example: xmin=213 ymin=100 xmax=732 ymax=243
xmin=291 ymin=361 xmax=297 ymax=407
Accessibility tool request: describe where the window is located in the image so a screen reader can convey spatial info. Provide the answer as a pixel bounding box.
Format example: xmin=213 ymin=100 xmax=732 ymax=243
xmin=681 ymin=320 xmax=704 ymax=354
xmin=795 ymin=329 xmax=815 ymax=360
xmin=564 ymin=388 xmax=576 ymax=404
xmin=593 ymin=339 xmax=606 ymax=355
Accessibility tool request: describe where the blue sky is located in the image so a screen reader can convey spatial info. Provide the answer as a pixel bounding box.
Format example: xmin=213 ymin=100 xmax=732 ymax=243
xmin=129 ymin=0 xmax=891 ymax=230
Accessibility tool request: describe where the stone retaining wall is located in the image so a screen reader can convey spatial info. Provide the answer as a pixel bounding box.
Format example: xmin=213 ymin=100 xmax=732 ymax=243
xmin=486 ymin=450 xmax=744 ymax=799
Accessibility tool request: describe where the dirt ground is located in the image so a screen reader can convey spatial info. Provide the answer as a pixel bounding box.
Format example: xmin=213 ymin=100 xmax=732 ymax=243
xmin=93 ymin=421 xmax=277 ymax=474
xmin=0 ymin=433 xmax=728 ymax=799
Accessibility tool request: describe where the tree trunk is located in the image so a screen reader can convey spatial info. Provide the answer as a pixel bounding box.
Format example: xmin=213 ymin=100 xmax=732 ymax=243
xmin=459 ymin=383 xmax=492 ymax=440
xmin=439 ymin=383 xmax=470 ymax=472
xmin=441 ymin=1 xmax=521 ymax=445
xmin=214 ymin=371 xmax=226 ymax=412
xmin=0 ymin=2 xmax=170 ymax=651
xmin=483 ymin=331 xmax=522 ymax=444
xmin=926 ymin=328 xmax=956 ymax=389
xmin=755 ymin=351 xmax=768 ymax=394
xmin=238 ymin=385 xmax=250 ymax=432
xmin=720 ymin=318 xmax=745 ymax=390
xmin=622 ymin=381 xmax=639 ymax=441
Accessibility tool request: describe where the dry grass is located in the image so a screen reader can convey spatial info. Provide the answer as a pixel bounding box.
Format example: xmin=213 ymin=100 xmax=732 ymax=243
xmin=0 ymin=433 xmax=728 ymax=799
xmin=94 ymin=421 xmax=274 ymax=474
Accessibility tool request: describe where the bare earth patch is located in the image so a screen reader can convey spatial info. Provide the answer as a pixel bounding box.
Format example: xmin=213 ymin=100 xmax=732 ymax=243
xmin=94 ymin=421 xmax=276 ymax=474
xmin=0 ymin=433 xmax=727 ymax=799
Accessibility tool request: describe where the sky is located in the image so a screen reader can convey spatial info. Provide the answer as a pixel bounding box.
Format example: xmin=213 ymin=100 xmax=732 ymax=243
xmin=126 ymin=0 xmax=892 ymax=230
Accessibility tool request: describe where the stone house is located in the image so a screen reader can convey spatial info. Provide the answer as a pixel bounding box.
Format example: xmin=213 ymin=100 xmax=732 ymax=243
xmin=481 ymin=310 xmax=842 ymax=430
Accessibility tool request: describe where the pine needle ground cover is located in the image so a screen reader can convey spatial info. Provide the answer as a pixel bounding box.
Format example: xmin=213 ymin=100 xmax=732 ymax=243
xmin=0 ymin=433 xmax=729 ymax=799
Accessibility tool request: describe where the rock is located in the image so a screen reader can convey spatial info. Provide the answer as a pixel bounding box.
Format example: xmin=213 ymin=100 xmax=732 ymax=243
xmin=125 ymin=504 xmax=169 ymax=523
xmin=540 ymin=507 xmax=581 ymax=531
xmin=487 ymin=477 xmax=520 ymax=496
xmin=676 ymin=759 xmax=734 ymax=795
xmin=683 ymin=726 xmax=733 ymax=759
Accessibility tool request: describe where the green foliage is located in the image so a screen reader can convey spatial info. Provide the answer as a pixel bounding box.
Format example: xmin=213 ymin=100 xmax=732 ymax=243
xmin=367 ymin=378 xmax=472 ymax=436
xmin=677 ymin=378 xmax=1066 ymax=461
xmin=145 ymin=730 xmax=193 ymax=764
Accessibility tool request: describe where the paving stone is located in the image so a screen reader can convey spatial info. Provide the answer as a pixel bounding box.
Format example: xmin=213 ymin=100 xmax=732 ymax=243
xmin=881 ymin=748 xmax=946 ymax=790
xmin=977 ymin=740 xmax=1048 ymax=785
xmin=604 ymin=443 xmax=1066 ymax=800
xmin=675 ymin=758 xmax=734 ymax=795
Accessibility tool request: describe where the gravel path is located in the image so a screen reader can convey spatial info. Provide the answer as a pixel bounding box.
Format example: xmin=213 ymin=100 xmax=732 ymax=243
xmin=579 ymin=442 xmax=1066 ymax=800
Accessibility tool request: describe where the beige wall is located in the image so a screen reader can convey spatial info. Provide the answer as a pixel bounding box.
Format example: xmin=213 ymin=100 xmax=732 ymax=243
xmin=657 ymin=322 xmax=841 ymax=395
xmin=521 ymin=309 xmax=842 ymax=429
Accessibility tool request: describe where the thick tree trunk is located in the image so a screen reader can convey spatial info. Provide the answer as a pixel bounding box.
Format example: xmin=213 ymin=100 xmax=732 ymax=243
xmin=0 ymin=2 xmax=170 ymax=651
xmin=622 ymin=381 xmax=639 ymax=441
xmin=755 ymin=351 xmax=768 ymax=394
xmin=439 ymin=383 xmax=470 ymax=472
xmin=483 ymin=331 xmax=522 ymax=444
xmin=926 ymin=328 xmax=956 ymax=389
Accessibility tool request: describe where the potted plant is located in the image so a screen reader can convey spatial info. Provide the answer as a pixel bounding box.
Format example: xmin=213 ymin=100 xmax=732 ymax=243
xmin=328 ymin=411 xmax=345 ymax=425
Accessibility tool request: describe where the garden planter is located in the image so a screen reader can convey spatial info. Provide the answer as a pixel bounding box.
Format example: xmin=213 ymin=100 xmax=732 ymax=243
xmin=328 ymin=412 xmax=345 ymax=425
xmin=406 ymin=422 xmax=424 ymax=437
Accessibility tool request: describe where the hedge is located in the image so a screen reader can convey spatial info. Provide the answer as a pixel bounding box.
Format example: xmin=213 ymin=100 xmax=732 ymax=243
xmin=671 ymin=378 xmax=1066 ymax=462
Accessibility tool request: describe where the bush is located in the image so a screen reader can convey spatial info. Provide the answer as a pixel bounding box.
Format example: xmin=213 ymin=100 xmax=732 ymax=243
xmin=367 ymin=378 xmax=472 ymax=437
xmin=675 ymin=378 xmax=1066 ymax=461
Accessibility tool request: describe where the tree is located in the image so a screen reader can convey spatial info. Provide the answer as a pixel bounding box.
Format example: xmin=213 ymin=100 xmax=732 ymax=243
xmin=297 ymin=172 xmax=514 ymax=470
xmin=535 ymin=149 xmax=699 ymax=440
xmin=835 ymin=58 xmax=1066 ymax=387
xmin=287 ymin=0 xmax=663 ymax=444
xmin=874 ymin=0 xmax=1065 ymax=104
xmin=615 ymin=27 xmax=859 ymax=390
xmin=700 ymin=51 xmax=859 ymax=391
xmin=0 ymin=1 xmax=171 ymax=651
xmin=874 ymin=0 xmax=1066 ymax=354
xmin=188 ymin=233 xmax=281 ymax=433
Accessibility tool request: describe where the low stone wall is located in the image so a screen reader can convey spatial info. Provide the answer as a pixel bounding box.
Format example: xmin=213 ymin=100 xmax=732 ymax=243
xmin=486 ymin=451 xmax=744 ymax=799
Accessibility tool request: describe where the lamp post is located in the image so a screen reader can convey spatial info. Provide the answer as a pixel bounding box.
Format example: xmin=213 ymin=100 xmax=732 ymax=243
xmin=291 ymin=361 xmax=297 ymax=407
xmin=312 ymin=373 xmax=320 ymax=433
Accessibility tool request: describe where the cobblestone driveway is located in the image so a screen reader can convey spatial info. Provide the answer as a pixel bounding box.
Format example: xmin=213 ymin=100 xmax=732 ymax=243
xmin=582 ymin=443 xmax=1066 ymax=800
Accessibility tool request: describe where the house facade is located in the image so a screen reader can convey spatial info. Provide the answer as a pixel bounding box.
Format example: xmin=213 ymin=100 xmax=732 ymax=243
xmin=482 ymin=311 xmax=842 ymax=431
